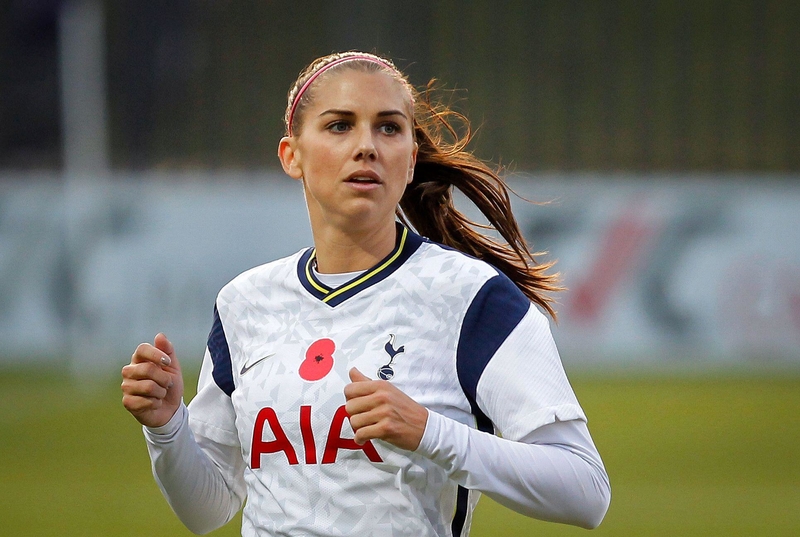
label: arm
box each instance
[144,397,246,535]
[123,340,246,535]
[416,412,610,529]
[345,373,609,529]
[346,275,610,528]
[345,367,609,528]
[455,275,610,526]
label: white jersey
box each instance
[184,224,591,536]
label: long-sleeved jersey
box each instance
[144,225,610,536]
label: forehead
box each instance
[305,69,412,114]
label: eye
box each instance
[326,120,351,133]
[379,122,400,135]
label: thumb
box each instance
[154,333,180,371]
[349,367,370,382]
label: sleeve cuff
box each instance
[143,402,188,442]
[414,408,442,459]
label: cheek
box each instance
[302,146,338,179]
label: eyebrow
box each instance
[318,109,409,120]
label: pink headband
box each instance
[287,55,398,136]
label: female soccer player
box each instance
[121,51,610,536]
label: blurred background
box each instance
[1,1,799,536]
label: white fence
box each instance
[1,172,798,372]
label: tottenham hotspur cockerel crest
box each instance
[377,334,404,380]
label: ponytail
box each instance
[399,84,563,319]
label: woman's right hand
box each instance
[121,333,185,428]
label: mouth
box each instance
[345,171,381,185]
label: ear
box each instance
[278,136,303,180]
[407,142,418,184]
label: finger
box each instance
[347,406,382,431]
[120,377,169,400]
[345,393,379,417]
[345,385,398,422]
[121,362,173,390]
[154,333,179,370]
[131,342,172,367]
[352,422,395,446]
[346,409,379,445]
[349,367,370,382]
[343,379,381,401]
[122,393,164,414]
[353,425,377,445]
[344,368,381,401]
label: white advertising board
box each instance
[1,172,798,371]
[503,175,800,367]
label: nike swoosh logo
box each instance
[240,353,275,375]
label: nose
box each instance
[354,128,377,161]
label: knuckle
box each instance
[376,423,393,440]
[124,363,145,380]
[138,380,154,397]
[122,394,143,411]
[354,429,371,445]
[348,415,363,430]
[121,363,140,378]
[139,361,158,376]
[143,379,163,398]
[384,421,401,437]
[374,391,392,405]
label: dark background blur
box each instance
[1,0,798,172]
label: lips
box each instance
[345,170,381,184]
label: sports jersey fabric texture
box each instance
[153,225,600,536]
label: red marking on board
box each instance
[568,203,654,322]
[299,338,335,381]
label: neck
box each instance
[311,220,398,274]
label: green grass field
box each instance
[2,366,799,536]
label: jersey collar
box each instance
[297,223,423,307]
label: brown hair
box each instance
[285,52,562,319]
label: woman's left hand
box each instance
[344,367,428,451]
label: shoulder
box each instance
[412,239,529,306]
[216,249,307,306]
[411,239,502,285]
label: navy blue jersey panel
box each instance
[451,485,470,537]
[208,304,235,396]
[456,274,529,431]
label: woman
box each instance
[121,51,610,536]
